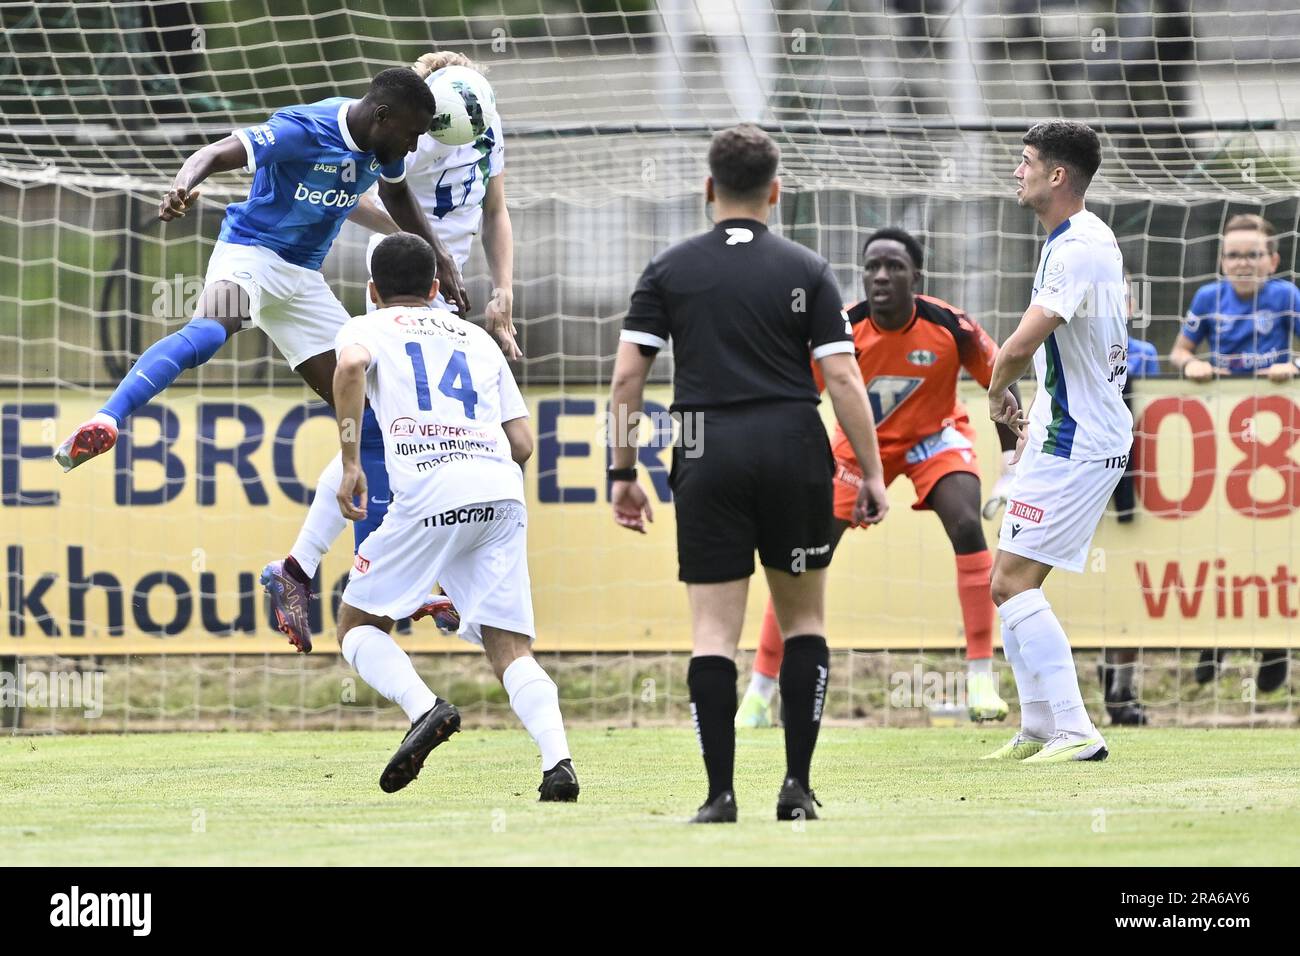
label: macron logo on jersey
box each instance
[293,182,360,209]
[725,227,754,245]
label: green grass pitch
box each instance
[2,727,1298,866]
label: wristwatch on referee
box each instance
[607,467,637,482]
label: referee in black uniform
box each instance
[607,125,889,823]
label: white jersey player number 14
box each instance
[334,306,529,523]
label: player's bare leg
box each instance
[265,348,455,652]
[337,602,460,793]
[765,566,830,822]
[990,551,1107,763]
[55,280,246,471]
[925,472,1007,722]
[686,578,748,823]
[481,625,577,802]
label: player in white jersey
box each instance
[983,121,1132,764]
[332,232,576,799]
[268,53,519,650]
[362,53,516,352]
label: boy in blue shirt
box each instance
[1172,214,1299,383]
[1172,214,1295,692]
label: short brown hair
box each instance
[412,51,486,79]
[1023,121,1102,197]
[1223,213,1278,254]
[708,124,779,202]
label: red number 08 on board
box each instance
[1136,395,1300,519]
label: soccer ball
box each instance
[425,66,497,147]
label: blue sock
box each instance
[100,317,229,426]
[353,406,390,550]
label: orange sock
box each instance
[753,600,785,679]
[955,550,995,661]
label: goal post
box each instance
[2,0,1297,729]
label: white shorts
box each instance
[342,498,534,646]
[205,240,350,370]
[364,232,456,314]
[997,442,1128,573]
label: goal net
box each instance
[2,0,1297,730]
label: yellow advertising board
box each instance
[1,378,1296,653]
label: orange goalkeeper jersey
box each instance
[815,294,1000,461]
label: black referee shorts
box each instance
[670,401,836,584]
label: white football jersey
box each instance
[367,120,505,276]
[335,305,527,520]
[1027,209,1133,461]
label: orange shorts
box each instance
[833,419,981,525]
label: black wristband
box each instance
[607,467,636,482]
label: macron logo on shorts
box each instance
[1008,500,1044,524]
[353,554,370,574]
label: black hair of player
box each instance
[371,232,438,301]
[708,124,779,202]
[863,227,924,272]
[1022,121,1102,197]
[367,67,437,115]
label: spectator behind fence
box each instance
[1170,214,1300,383]
[1128,337,1160,377]
[1169,215,1296,692]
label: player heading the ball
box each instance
[54,67,469,482]
[332,232,577,800]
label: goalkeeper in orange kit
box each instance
[736,228,1022,727]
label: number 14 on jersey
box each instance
[405,342,479,418]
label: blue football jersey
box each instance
[1180,278,1299,373]
[220,98,406,270]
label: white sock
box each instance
[999,619,1053,739]
[341,624,437,722]
[967,657,993,677]
[748,671,777,702]
[1000,589,1093,737]
[502,656,571,771]
[289,453,348,578]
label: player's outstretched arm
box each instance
[159,136,248,222]
[482,173,520,360]
[377,177,471,316]
[607,340,655,533]
[819,351,888,525]
[333,345,372,522]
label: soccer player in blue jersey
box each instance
[54,68,470,648]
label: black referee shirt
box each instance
[621,218,854,411]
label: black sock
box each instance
[780,635,829,789]
[687,656,737,801]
